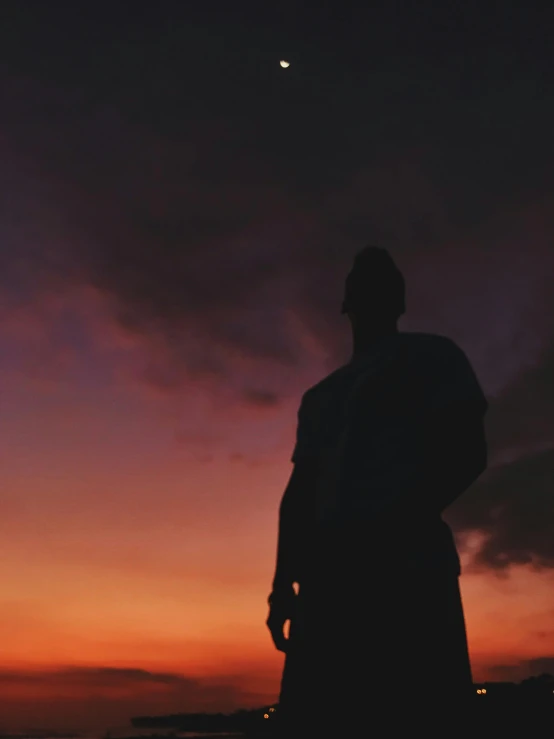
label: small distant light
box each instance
[263,713,269,719]
[482,688,487,695]
[269,707,276,712]
[279,60,290,68]
[476,689,482,694]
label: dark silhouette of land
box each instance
[265,247,488,734]
[129,674,554,736]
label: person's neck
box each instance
[351,320,399,358]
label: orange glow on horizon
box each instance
[1,289,554,733]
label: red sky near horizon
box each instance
[2,2,554,733]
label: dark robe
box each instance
[276,332,487,734]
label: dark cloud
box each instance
[0,664,253,709]
[0,665,197,687]
[448,447,554,571]
[3,30,554,356]
[525,657,554,676]
[229,452,267,468]
[489,656,554,682]
[0,665,266,731]
[445,329,554,571]
[486,338,554,457]
[242,389,280,408]
[0,664,260,705]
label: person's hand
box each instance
[266,586,297,653]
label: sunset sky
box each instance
[1,0,554,732]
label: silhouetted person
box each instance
[266,247,488,735]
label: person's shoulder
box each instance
[403,332,487,411]
[399,331,460,351]
[299,363,352,408]
[399,331,469,363]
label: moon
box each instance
[279,60,290,68]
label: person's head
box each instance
[341,246,405,329]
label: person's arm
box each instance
[270,393,316,594]
[271,459,315,594]
[345,405,487,527]
[345,406,487,533]
[343,341,488,523]
[408,406,487,517]
[266,459,315,653]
